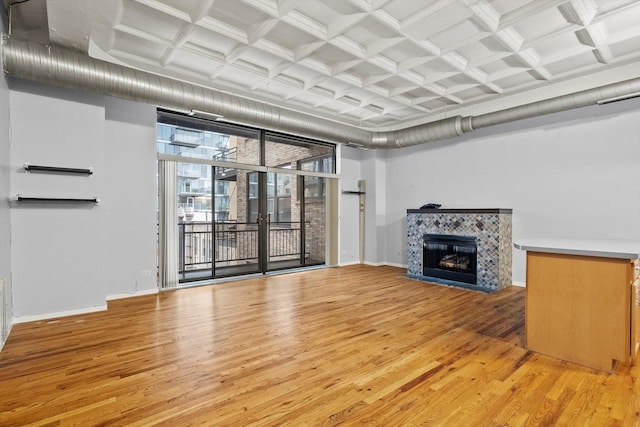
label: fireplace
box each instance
[407,208,512,292]
[423,234,477,284]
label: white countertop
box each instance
[514,238,640,259]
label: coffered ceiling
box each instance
[10,0,640,130]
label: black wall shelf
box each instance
[24,163,93,175]
[14,196,100,204]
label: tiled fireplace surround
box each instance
[407,209,513,292]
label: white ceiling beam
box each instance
[333,86,359,100]
[592,48,614,64]
[365,37,404,58]
[442,94,464,105]
[575,23,609,48]
[282,11,327,39]
[293,41,325,61]
[528,67,553,81]
[369,9,401,33]
[494,27,523,52]
[189,0,216,23]
[482,82,503,94]
[331,59,364,76]
[133,0,191,21]
[252,39,294,61]
[410,96,438,106]
[113,24,171,45]
[348,0,394,12]
[397,56,432,73]
[362,74,389,87]
[329,35,366,58]
[366,55,397,74]
[497,0,567,31]
[303,75,329,90]
[276,0,300,17]
[198,17,248,43]
[439,30,491,56]
[464,0,499,32]
[327,13,368,40]
[558,0,598,26]
[516,48,541,68]
[388,86,415,97]
[268,62,292,78]
[225,45,251,65]
[400,0,456,31]
[247,18,279,44]
[464,68,488,84]
[334,72,365,88]
[420,70,461,87]
[238,0,278,18]
[440,52,468,71]
[159,48,177,67]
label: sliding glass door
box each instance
[212,166,261,277]
[157,109,336,284]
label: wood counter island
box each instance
[515,239,640,372]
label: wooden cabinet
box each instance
[526,252,638,372]
[631,260,640,362]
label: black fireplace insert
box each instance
[423,234,477,284]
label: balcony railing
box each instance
[178,221,311,275]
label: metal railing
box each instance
[178,221,308,273]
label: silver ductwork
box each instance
[472,79,640,130]
[1,34,371,145]
[2,34,640,149]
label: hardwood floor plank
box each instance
[1,265,640,425]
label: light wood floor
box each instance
[1,265,639,426]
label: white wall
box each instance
[383,99,640,284]
[360,151,388,265]
[0,12,13,348]
[338,146,363,265]
[9,81,157,319]
[103,97,158,298]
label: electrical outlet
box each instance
[141,270,151,277]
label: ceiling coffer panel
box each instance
[32,0,640,130]
[2,35,640,149]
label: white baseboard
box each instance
[107,288,158,301]
[512,281,526,287]
[0,323,10,352]
[339,261,407,268]
[384,262,407,269]
[338,261,361,267]
[14,304,108,324]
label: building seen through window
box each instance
[156,110,335,281]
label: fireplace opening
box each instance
[423,234,477,284]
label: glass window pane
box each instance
[157,111,261,165]
[265,134,334,170]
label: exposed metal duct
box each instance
[472,78,640,130]
[2,34,640,149]
[1,34,371,146]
